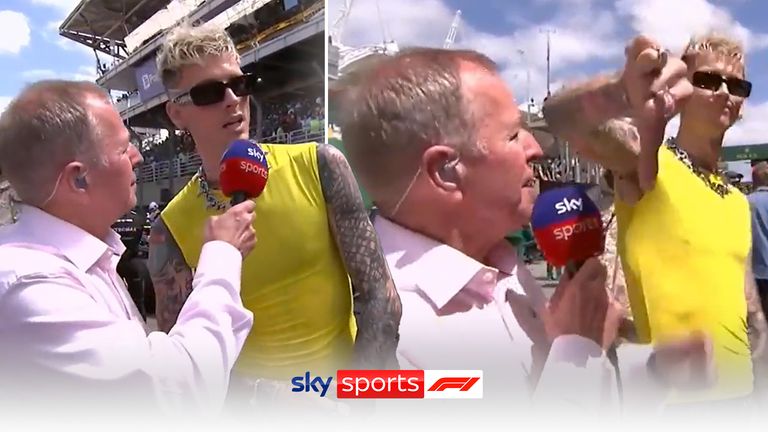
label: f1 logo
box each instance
[424,370,483,399]
[428,377,480,392]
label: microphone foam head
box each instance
[219,139,269,199]
[530,185,604,267]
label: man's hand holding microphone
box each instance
[207,138,270,257]
[204,200,257,258]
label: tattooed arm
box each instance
[543,77,647,202]
[542,74,642,171]
[316,143,402,369]
[148,217,195,333]
[543,75,630,144]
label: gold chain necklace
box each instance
[196,167,230,211]
[194,141,268,211]
[665,138,731,198]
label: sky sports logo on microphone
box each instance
[219,139,269,200]
[291,370,483,399]
[530,185,604,267]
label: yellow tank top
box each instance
[162,143,356,379]
[616,145,753,403]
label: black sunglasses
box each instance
[171,74,259,106]
[691,71,752,98]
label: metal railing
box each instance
[136,127,325,184]
[137,153,202,184]
[267,126,324,144]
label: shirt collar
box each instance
[2,204,125,271]
[374,216,520,309]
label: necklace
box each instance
[195,141,268,211]
[664,138,731,198]
[196,167,230,211]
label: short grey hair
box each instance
[0,80,109,204]
[157,20,240,90]
[337,47,498,204]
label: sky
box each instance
[329,0,768,146]
[2,0,767,146]
[0,0,108,112]
[0,0,198,114]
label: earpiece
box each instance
[74,175,88,190]
[437,157,460,184]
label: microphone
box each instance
[219,139,269,205]
[530,184,604,277]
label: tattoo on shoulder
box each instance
[148,217,194,333]
[316,144,365,213]
[316,144,402,369]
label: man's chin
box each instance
[514,201,535,227]
[127,196,137,212]
[227,129,250,143]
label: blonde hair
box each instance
[156,21,240,89]
[682,32,746,75]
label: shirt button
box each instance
[482,272,495,283]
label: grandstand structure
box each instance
[60,0,326,205]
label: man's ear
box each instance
[165,101,184,130]
[61,161,88,193]
[423,145,462,192]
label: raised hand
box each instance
[620,36,694,192]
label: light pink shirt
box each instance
[0,205,253,420]
[374,216,617,411]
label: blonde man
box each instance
[543,33,766,406]
[148,21,401,406]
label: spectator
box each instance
[749,162,768,319]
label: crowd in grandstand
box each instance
[258,95,324,142]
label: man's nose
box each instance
[523,130,544,161]
[715,81,730,96]
[222,87,240,107]
[130,145,144,167]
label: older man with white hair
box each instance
[0,80,256,423]
[337,43,738,422]
[338,48,625,415]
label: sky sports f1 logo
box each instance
[291,370,483,399]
